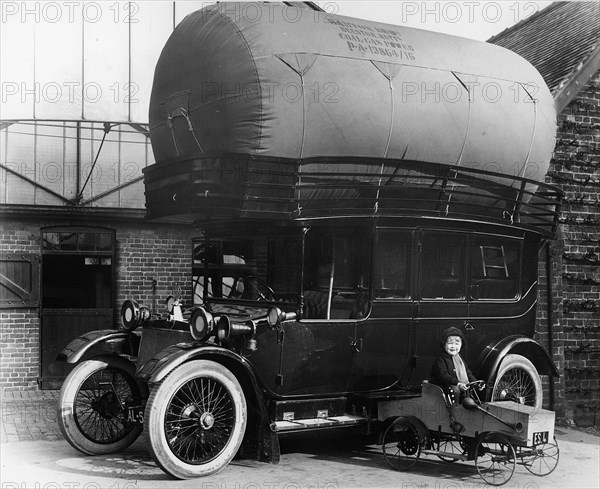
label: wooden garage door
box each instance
[40,228,114,389]
[0,253,40,308]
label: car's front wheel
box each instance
[492,354,542,409]
[58,357,146,455]
[144,360,247,479]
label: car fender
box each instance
[136,343,244,382]
[138,342,280,463]
[476,335,559,385]
[56,329,141,364]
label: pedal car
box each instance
[378,381,559,486]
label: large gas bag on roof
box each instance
[145,2,558,226]
[149,2,555,180]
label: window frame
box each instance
[299,226,373,322]
[369,227,525,304]
[372,227,414,302]
[468,232,524,302]
[418,229,468,301]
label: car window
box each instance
[420,231,465,299]
[471,236,520,299]
[303,228,371,319]
[374,230,412,299]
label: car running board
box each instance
[273,414,368,432]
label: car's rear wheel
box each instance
[492,354,542,409]
[58,357,146,455]
[144,360,247,479]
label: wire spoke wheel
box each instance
[145,360,247,479]
[58,358,145,455]
[475,432,516,486]
[437,438,468,463]
[492,354,542,409]
[382,418,422,471]
[165,376,235,464]
[522,437,559,476]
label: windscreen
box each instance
[193,234,301,304]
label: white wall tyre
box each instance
[492,354,543,410]
[58,357,146,455]
[144,360,247,479]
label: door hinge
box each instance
[276,373,284,386]
[277,329,285,343]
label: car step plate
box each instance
[274,414,368,432]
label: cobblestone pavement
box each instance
[1,390,599,488]
[0,390,63,443]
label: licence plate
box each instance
[125,407,144,424]
[533,431,549,445]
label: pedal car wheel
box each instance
[437,439,468,463]
[523,437,559,476]
[145,360,247,479]
[475,432,516,486]
[492,354,542,409]
[382,417,423,471]
[58,357,146,455]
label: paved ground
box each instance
[1,390,599,488]
[1,390,63,443]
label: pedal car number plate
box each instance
[533,431,549,445]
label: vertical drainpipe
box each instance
[76,121,81,197]
[546,240,555,410]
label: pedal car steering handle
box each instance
[462,396,523,433]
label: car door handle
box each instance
[351,338,363,353]
[464,321,474,331]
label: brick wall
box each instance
[116,223,194,315]
[0,215,194,390]
[0,311,40,389]
[545,69,600,426]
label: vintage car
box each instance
[57,2,561,480]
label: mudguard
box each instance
[137,343,245,383]
[56,329,141,364]
[476,335,559,384]
[137,342,280,464]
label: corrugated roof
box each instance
[488,1,599,94]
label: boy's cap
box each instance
[441,326,465,344]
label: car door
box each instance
[465,233,531,369]
[350,228,415,391]
[277,226,368,395]
[413,229,469,384]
